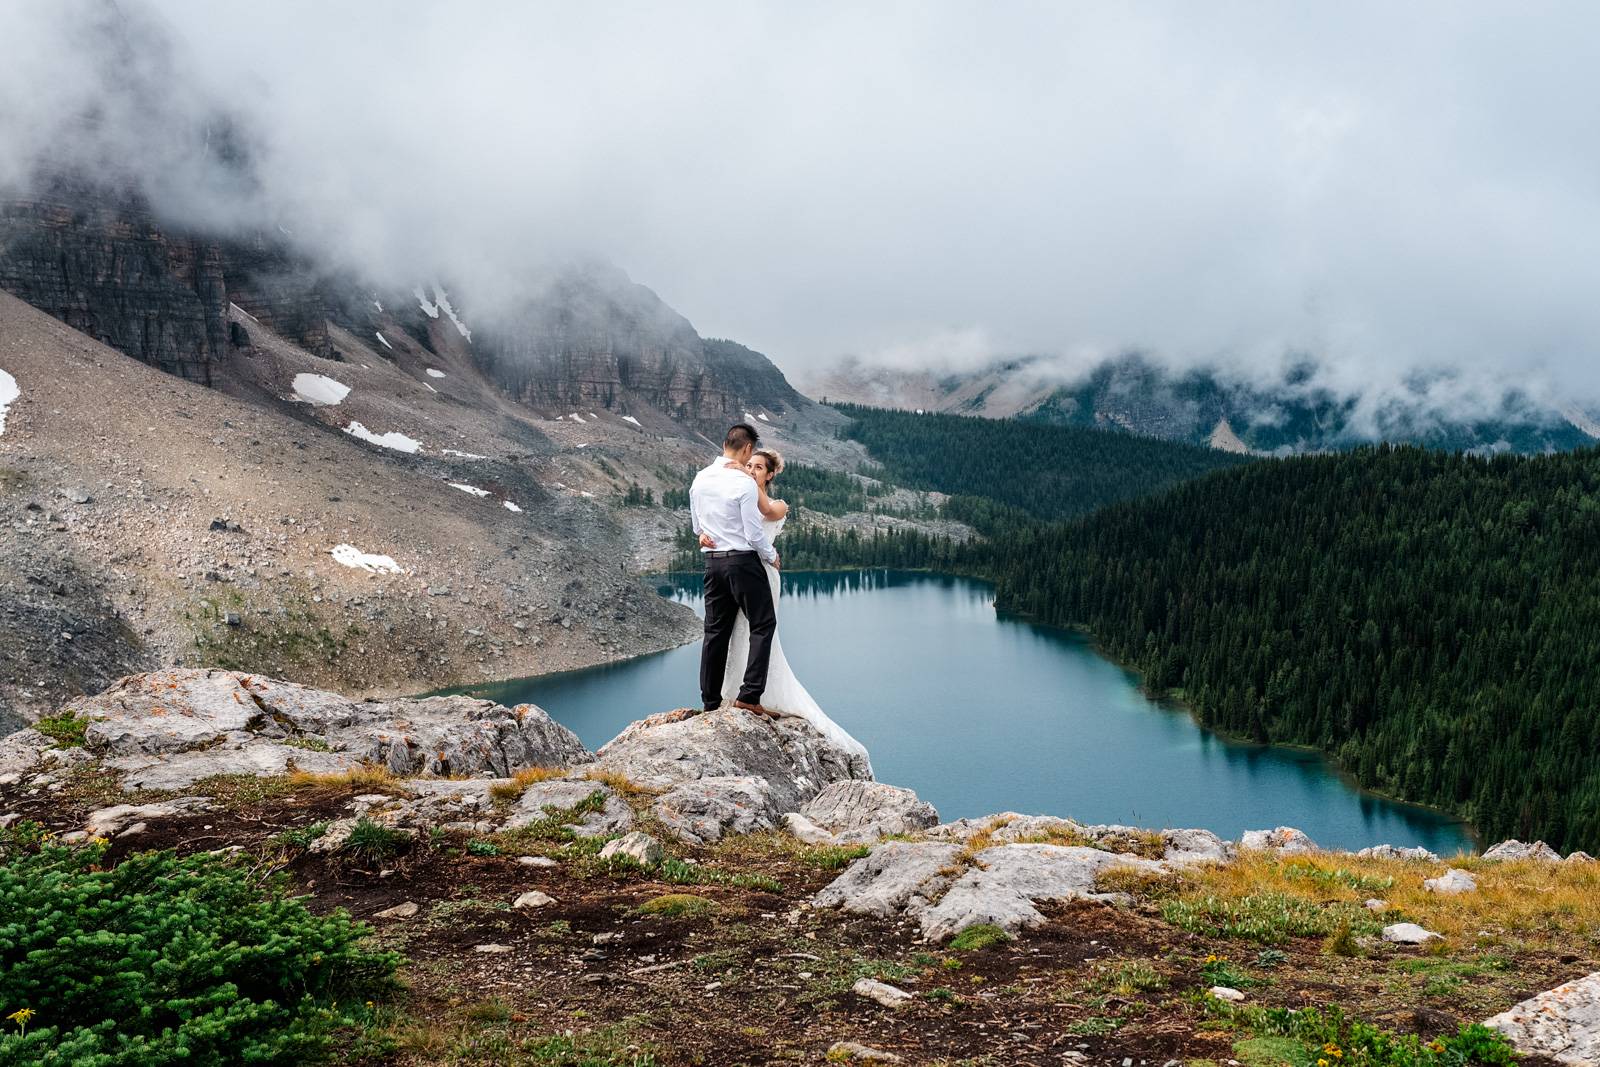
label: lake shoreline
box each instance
[990,605,1484,853]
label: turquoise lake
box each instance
[460,570,1474,854]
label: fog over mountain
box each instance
[4,2,1600,418]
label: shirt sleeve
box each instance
[739,480,777,563]
[688,474,703,537]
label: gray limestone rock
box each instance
[851,978,914,1009]
[84,797,212,838]
[1239,826,1318,854]
[1357,844,1440,862]
[513,890,557,910]
[826,1041,904,1063]
[813,841,965,919]
[789,780,938,845]
[593,706,869,813]
[1483,839,1563,862]
[1485,971,1600,1065]
[1157,827,1235,864]
[1566,851,1596,864]
[66,669,590,786]
[917,844,1165,940]
[1381,922,1441,943]
[373,901,419,919]
[599,831,664,866]
[651,775,779,845]
[504,778,634,837]
[1423,868,1478,894]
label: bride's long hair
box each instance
[753,447,784,487]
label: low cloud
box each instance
[2,2,1599,407]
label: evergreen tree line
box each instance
[986,444,1600,852]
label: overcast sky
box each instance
[4,2,1600,403]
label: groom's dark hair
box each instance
[724,423,760,451]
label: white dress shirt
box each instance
[689,455,778,564]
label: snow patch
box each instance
[375,331,394,350]
[0,368,18,436]
[426,368,446,378]
[589,412,598,419]
[414,286,440,318]
[448,482,491,497]
[425,383,437,393]
[743,412,756,422]
[344,422,423,453]
[621,414,642,427]
[291,373,351,406]
[757,412,770,422]
[568,413,587,423]
[441,448,487,459]
[580,491,594,498]
[372,298,384,312]
[575,443,588,448]
[432,286,472,342]
[502,500,523,513]
[330,544,402,574]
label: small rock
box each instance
[1364,898,1389,911]
[1383,922,1442,944]
[63,487,92,504]
[115,821,147,839]
[1482,839,1563,862]
[513,890,556,910]
[60,830,89,844]
[474,943,512,954]
[1423,868,1478,894]
[851,977,914,1009]
[1565,851,1596,863]
[517,855,559,868]
[373,901,420,919]
[1209,986,1246,1002]
[592,932,623,945]
[224,612,242,627]
[826,1041,904,1063]
[598,831,663,866]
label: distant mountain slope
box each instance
[834,404,1251,522]
[806,353,1599,455]
[990,443,1600,852]
[0,289,705,729]
[0,183,815,435]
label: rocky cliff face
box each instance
[0,185,228,383]
[468,263,808,426]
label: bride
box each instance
[700,448,870,765]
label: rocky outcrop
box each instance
[927,812,1231,865]
[504,778,634,837]
[652,776,780,845]
[784,781,939,845]
[1485,971,1600,1064]
[1357,844,1439,862]
[815,836,1165,940]
[55,668,590,789]
[1483,839,1564,862]
[593,706,870,813]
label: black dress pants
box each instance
[700,551,777,709]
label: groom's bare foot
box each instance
[733,699,778,720]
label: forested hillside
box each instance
[834,404,1251,520]
[989,445,1600,852]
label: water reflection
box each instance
[466,570,1475,854]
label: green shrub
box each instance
[31,712,88,747]
[0,843,399,1064]
[630,893,716,918]
[342,818,410,861]
[466,839,500,856]
[948,923,1012,951]
[1211,1003,1519,1066]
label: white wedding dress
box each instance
[720,514,871,765]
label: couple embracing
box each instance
[688,423,867,759]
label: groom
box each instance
[690,423,780,718]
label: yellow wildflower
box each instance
[7,1008,34,1036]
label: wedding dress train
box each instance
[719,515,871,766]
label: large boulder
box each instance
[1357,844,1440,862]
[593,707,870,813]
[60,669,590,788]
[785,781,938,845]
[916,844,1164,939]
[503,778,634,837]
[652,776,781,845]
[1484,971,1600,1064]
[812,841,965,919]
